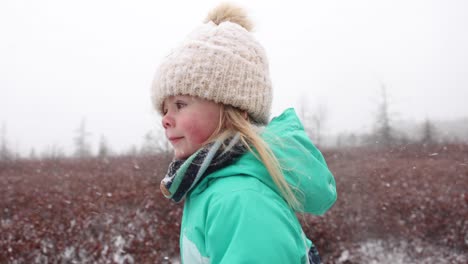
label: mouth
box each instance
[168,136,184,144]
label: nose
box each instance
[162,113,174,129]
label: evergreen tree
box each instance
[74,118,92,158]
[421,118,436,144]
[374,84,394,146]
[1,122,12,161]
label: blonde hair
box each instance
[209,105,301,210]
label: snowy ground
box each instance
[333,239,467,264]
[1,145,467,263]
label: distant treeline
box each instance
[2,85,467,160]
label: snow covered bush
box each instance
[1,144,467,263]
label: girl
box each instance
[151,3,337,264]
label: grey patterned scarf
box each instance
[160,132,246,202]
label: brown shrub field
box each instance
[1,144,467,263]
[305,144,467,263]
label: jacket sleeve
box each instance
[205,188,307,264]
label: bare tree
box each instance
[1,122,12,161]
[421,118,437,145]
[141,131,158,155]
[373,84,395,146]
[297,95,329,146]
[297,94,309,126]
[29,148,37,160]
[74,118,92,158]
[125,144,139,157]
[336,132,359,148]
[141,126,171,156]
[41,144,65,160]
[98,135,112,158]
[310,104,328,147]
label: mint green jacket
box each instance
[180,109,337,264]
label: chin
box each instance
[175,150,190,160]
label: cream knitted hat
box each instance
[151,3,272,125]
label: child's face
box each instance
[162,95,221,159]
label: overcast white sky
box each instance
[1,0,467,155]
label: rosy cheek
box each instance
[186,126,209,145]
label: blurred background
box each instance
[1,1,467,263]
[1,0,467,157]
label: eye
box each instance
[175,101,187,110]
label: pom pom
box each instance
[204,3,253,31]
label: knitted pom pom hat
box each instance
[151,3,272,125]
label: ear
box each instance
[242,111,249,120]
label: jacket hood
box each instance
[193,108,337,215]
